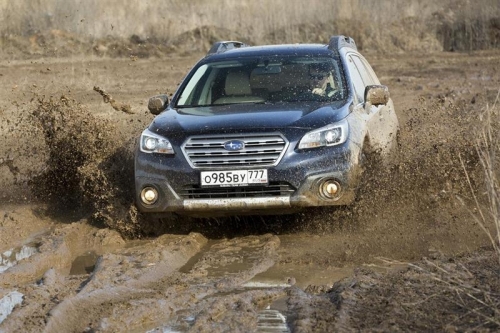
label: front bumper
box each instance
[135,142,361,216]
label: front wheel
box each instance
[355,142,384,201]
[136,211,189,236]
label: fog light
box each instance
[320,180,341,199]
[140,187,158,205]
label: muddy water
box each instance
[0,226,291,332]
[0,214,391,332]
[69,251,99,275]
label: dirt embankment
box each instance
[1,13,499,61]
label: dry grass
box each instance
[460,90,500,264]
[409,258,500,330]
[0,0,498,60]
[0,0,498,46]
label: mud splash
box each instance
[298,94,483,232]
[359,95,480,210]
[26,95,141,236]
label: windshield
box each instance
[176,55,347,107]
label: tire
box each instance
[138,211,188,236]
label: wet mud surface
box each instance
[1,50,500,332]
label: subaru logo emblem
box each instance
[224,140,245,151]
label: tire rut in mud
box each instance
[0,226,289,332]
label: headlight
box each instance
[298,119,348,150]
[140,129,174,154]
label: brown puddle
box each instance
[69,251,99,275]
[248,263,354,290]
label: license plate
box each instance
[201,169,268,187]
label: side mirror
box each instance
[364,85,389,106]
[148,94,169,115]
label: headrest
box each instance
[225,71,252,95]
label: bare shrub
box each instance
[460,90,500,264]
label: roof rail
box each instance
[207,41,249,55]
[328,35,357,52]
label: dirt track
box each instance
[1,50,499,332]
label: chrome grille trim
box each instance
[182,133,289,169]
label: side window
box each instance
[352,55,380,85]
[346,55,365,103]
[362,57,381,85]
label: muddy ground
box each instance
[0,49,499,332]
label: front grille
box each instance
[182,133,288,169]
[180,182,295,199]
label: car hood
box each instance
[149,101,351,136]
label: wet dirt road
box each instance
[1,50,499,331]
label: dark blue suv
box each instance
[135,36,399,217]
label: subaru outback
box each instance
[135,35,399,218]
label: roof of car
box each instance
[203,44,335,61]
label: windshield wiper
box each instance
[175,104,209,108]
